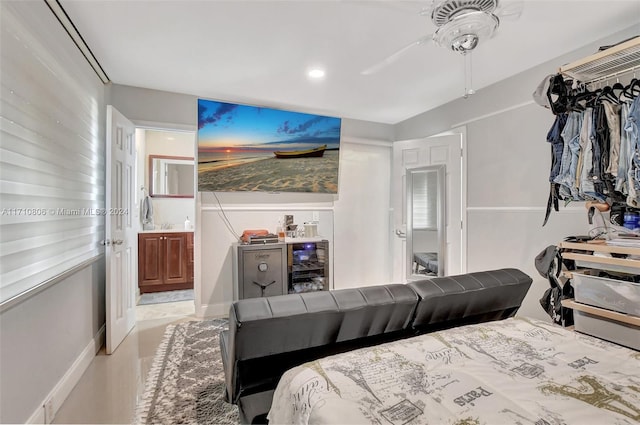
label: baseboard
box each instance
[196,301,231,318]
[26,324,105,424]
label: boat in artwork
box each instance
[273,144,326,159]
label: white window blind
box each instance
[0,2,105,305]
[412,171,438,230]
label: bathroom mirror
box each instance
[406,164,445,279]
[149,155,195,198]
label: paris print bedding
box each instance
[267,317,640,424]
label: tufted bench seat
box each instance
[220,268,532,423]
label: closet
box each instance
[542,36,640,225]
[543,36,640,349]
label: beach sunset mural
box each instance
[197,99,341,193]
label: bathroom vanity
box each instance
[138,230,194,293]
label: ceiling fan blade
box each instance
[496,1,523,20]
[361,35,433,75]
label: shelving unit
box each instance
[559,36,640,84]
[560,241,640,274]
[558,241,640,349]
[551,36,640,347]
[562,299,640,327]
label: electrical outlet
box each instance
[312,211,320,222]
[44,398,55,424]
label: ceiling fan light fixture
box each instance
[433,10,499,53]
[451,34,479,52]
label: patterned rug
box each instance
[135,319,239,424]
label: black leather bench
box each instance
[220,268,532,423]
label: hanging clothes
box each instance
[543,113,568,226]
[616,101,632,195]
[554,111,583,201]
[625,94,640,207]
[604,102,621,179]
[538,73,640,226]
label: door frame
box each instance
[133,125,197,315]
[391,126,467,282]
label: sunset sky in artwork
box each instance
[197,99,341,153]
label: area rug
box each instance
[138,289,194,305]
[135,319,239,424]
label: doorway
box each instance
[135,128,196,318]
[392,128,467,282]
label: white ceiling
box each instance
[60,0,640,124]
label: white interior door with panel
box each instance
[392,132,463,282]
[105,105,136,354]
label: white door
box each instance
[392,132,464,282]
[105,105,136,354]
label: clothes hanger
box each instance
[630,78,640,96]
[610,79,625,104]
[596,83,620,105]
[578,87,601,108]
[566,81,592,112]
[621,70,639,101]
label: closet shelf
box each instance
[558,241,640,274]
[559,36,640,83]
[561,299,640,327]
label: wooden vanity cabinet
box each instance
[138,232,194,293]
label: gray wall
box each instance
[0,261,105,423]
[395,25,640,320]
[0,1,106,423]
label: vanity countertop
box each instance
[139,228,193,233]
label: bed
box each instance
[413,252,438,275]
[267,317,640,424]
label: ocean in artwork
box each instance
[198,151,274,172]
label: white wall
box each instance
[333,141,392,288]
[198,202,335,314]
[195,138,392,316]
[0,2,106,422]
[395,25,640,321]
[142,129,196,228]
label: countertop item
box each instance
[139,228,193,234]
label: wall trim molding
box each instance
[133,120,197,132]
[28,324,105,424]
[1,254,104,313]
[451,100,536,128]
[196,301,232,319]
[201,205,335,212]
[467,206,584,213]
[341,136,393,147]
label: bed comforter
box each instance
[268,317,640,424]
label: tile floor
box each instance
[52,301,198,424]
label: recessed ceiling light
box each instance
[167,137,175,140]
[308,68,325,79]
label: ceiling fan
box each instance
[361,0,523,76]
